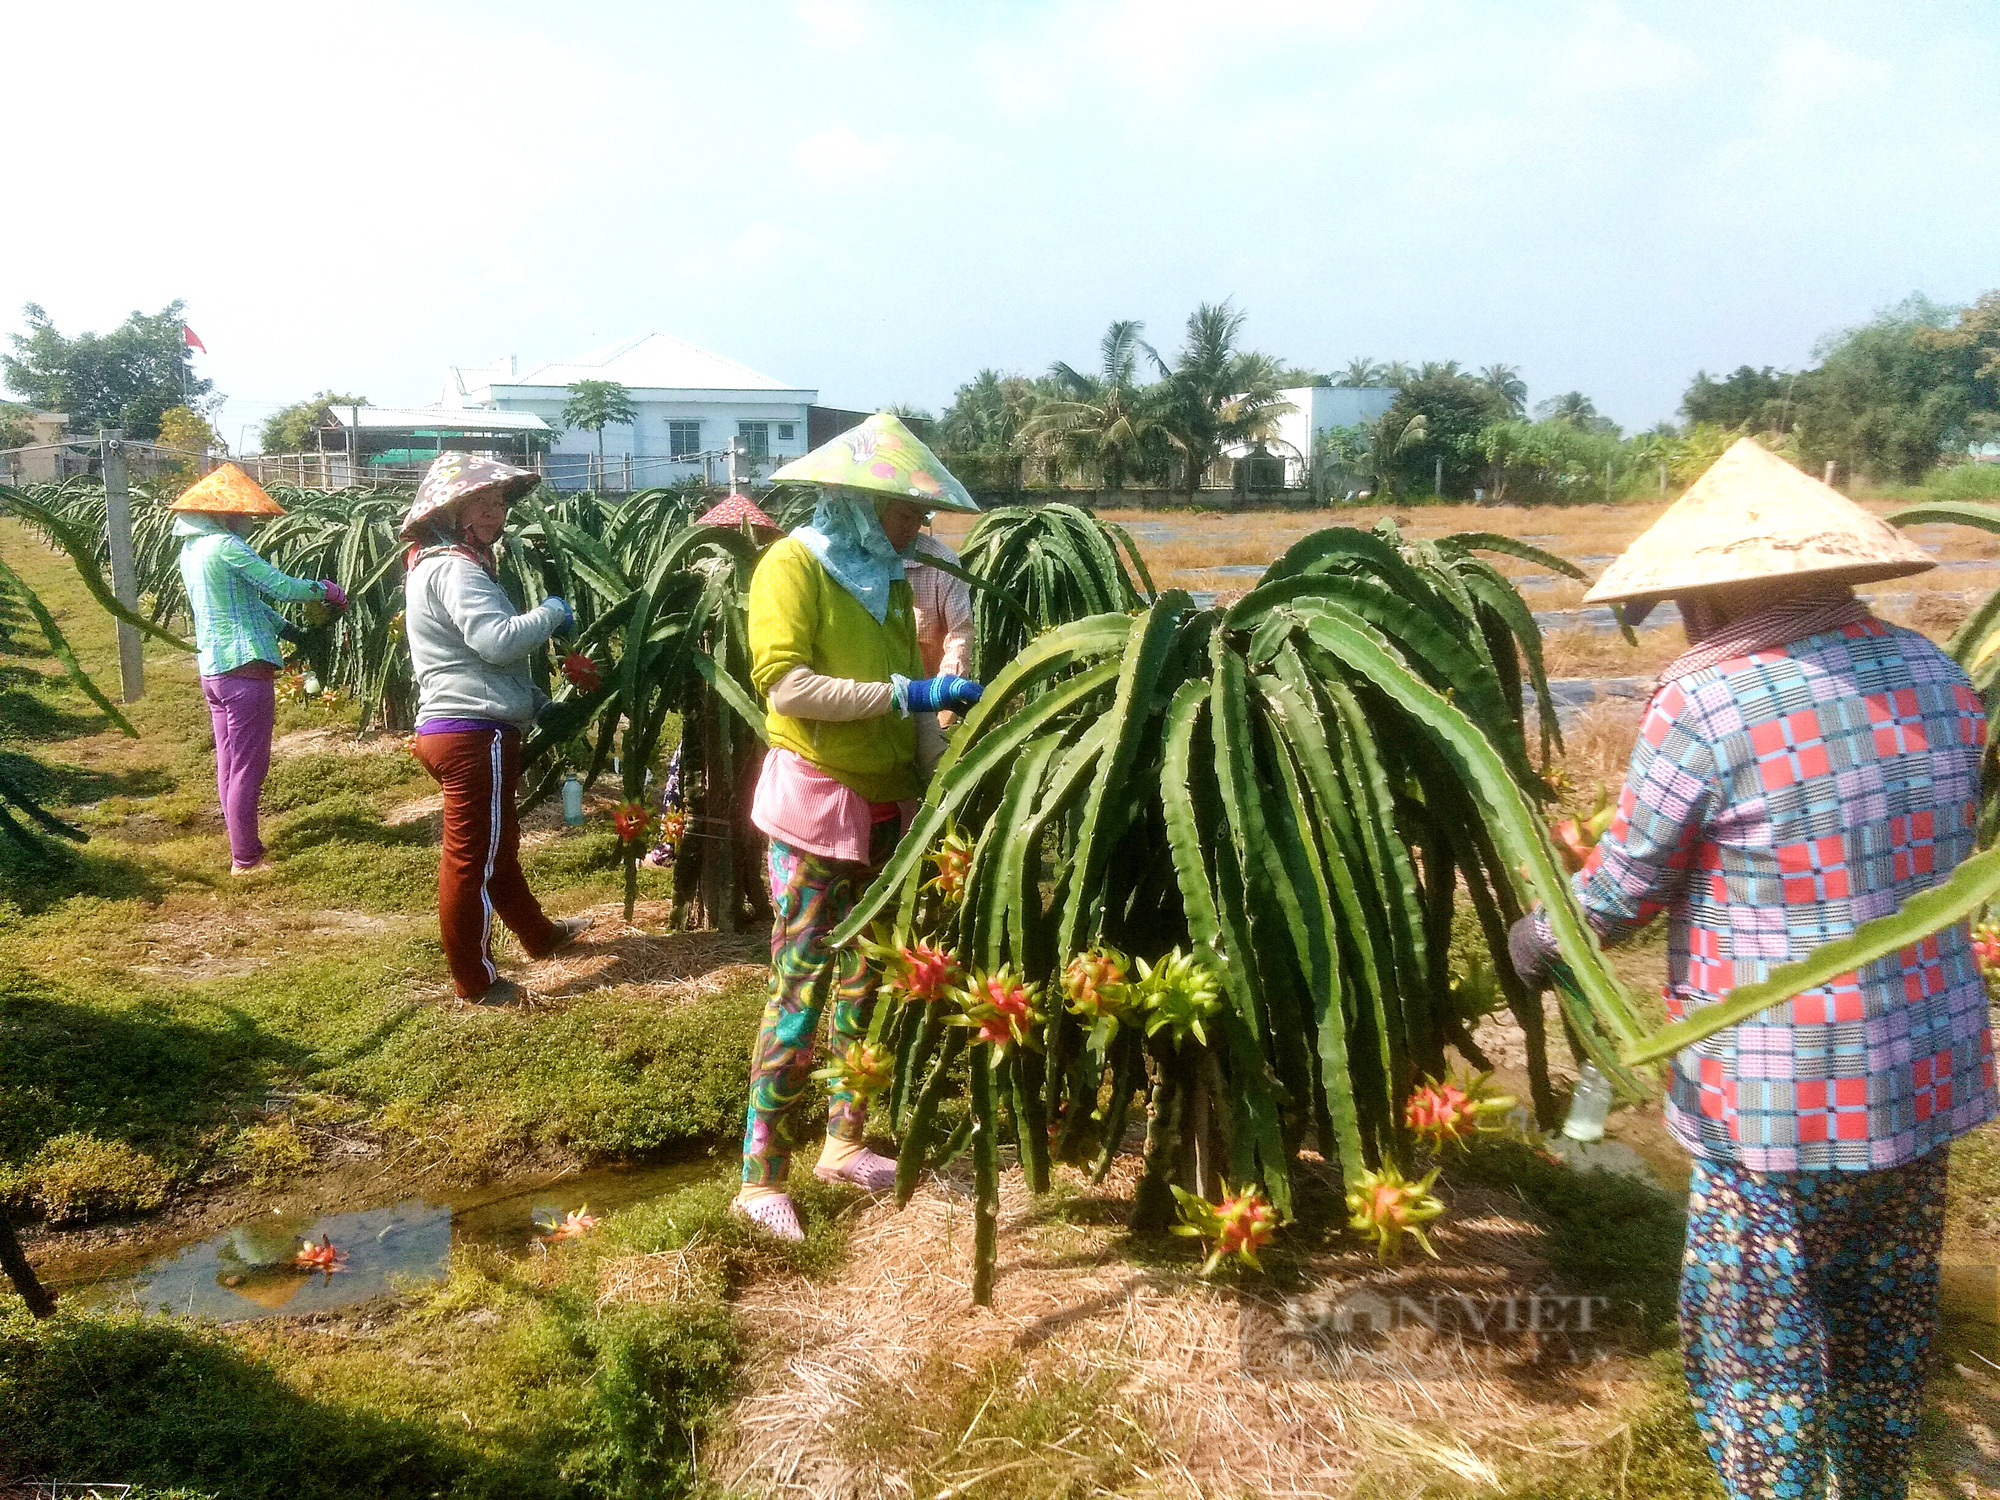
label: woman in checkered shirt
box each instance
[1511,440,1996,1500]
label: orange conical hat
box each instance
[169,463,287,516]
[1583,438,1932,604]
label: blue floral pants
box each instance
[1680,1149,1948,1500]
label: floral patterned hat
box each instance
[399,452,543,539]
[769,412,979,513]
[168,463,286,516]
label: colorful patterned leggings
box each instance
[1680,1149,1949,1500]
[740,828,897,1187]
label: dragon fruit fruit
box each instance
[895,940,964,1003]
[925,824,975,905]
[657,809,688,845]
[953,965,1042,1055]
[1404,1070,1516,1148]
[561,652,602,692]
[1346,1162,1445,1261]
[1063,946,1133,1048]
[293,1235,346,1273]
[1171,1181,1279,1275]
[812,1039,895,1099]
[1136,947,1225,1046]
[611,801,650,842]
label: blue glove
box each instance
[542,596,575,636]
[893,673,983,715]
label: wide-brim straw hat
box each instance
[168,463,286,516]
[1583,438,1933,606]
[399,452,542,539]
[769,412,980,513]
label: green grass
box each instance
[0,1172,857,1499]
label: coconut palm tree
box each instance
[1418,360,1463,382]
[1028,321,1163,489]
[1148,302,1296,493]
[1379,360,1417,388]
[1535,390,1600,428]
[1478,364,1528,417]
[1335,356,1387,388]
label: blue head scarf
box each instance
[790,490,911,624]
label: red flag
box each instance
[183,325,206,354]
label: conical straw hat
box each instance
[168,463,286,515]
[769,412,980,513]
[1583,438,1932,605]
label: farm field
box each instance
[6,502,2000,1499]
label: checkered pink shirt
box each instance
[906,533,972,678]
[1568,615,1996,1171]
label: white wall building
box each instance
[1248,385,1400,487]
[445,334,817,490]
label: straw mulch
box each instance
[715,1157,1645,1499]
[519,901,766,1003]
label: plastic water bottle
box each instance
[561,773,585,828]
[1562,1062,1613,1143]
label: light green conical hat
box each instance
[770,411,979,513]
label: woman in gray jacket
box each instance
[402,452,586,1005]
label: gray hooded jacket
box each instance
[406,552,567,729]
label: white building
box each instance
[445,334,818,490]
[1242,385,1400,488]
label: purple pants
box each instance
[202,670,276,867]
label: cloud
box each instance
[1763,32,1891,127]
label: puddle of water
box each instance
[58,1156,720,1323]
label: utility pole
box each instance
[1606,461,1613,503]
[1660,459,1668,496]
[348,404,360,487]
[99,430,145,701]
[1434,455,1443,496]
[1823,460,1838,487]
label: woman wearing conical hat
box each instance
[732,413,984,1241]
[170,465,347,875]
[1510,439,1997,1500]
[400,452,587,1007]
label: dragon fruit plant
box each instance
[1346,1162,1446,1260]
[1062,945,1134,1050]
[1136,947,1224,1046]
[1171,1181,1279,1275]
[812,1039,896,1100]
[952,965,1043,1057]
[560,651,602,692]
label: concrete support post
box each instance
[99,429,145,701]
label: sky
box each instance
[3,0,1997,448]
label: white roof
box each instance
[503,333,804,394]
[324,405,550,433]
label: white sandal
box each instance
[814,1147,899,1192]
[731,1194,804,1242]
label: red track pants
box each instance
[413,727,558,998]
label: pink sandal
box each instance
[814,1147,899,1192]
[731,1194,804,1242]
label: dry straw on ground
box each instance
[513,900,766,1002]
[716,1156,1644,1499]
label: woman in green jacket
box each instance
[732,414,982,1241]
